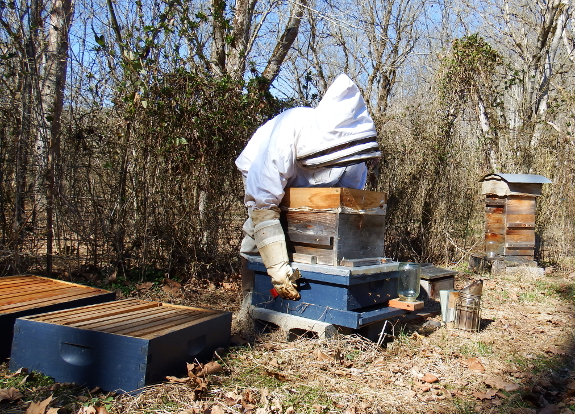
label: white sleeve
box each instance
[244,116,297,209]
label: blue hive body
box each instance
[248,256,407,329]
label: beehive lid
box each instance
[280,187,387,211]
[0,275,112,314]
[482,173,552,184]
[21,299,224,340]
[480,173,551,196]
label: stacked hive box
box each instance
[481,173,551,262]
[280,187,387,266]
[250,188,415,331]
[0,275,115,359]
[10,299,232,392]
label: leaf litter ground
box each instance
[2,267,575,414]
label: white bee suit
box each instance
[235,74,380,300]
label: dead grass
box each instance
[3,267,575,414]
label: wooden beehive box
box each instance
[9,299,232,392]
[481,173,551,261]
[248,258,406,329]
[280,188,387,266]
[0,275,115,360]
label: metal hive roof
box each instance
[482,173,552,184]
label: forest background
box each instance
[1,0,574,282]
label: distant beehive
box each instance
[481,173,551,262]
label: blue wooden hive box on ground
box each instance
[9,299,232,392]
[0,275,115,360]
[248,257,407,329]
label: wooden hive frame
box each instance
[0,275,115,359]
[27,299,223,339]
[10,299,232,392]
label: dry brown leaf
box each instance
[96,406,110,414]
[284,408,295,414]
[464,357,485,373]
[419,384,432,392]
[166,376,191,383]
[199,361,223,377]
[484,376,509,389]
[504,383,521,392]
[313,349,332,362]
[77,407,97,414]
[230,335,249,346]
[268,358,280,368]
[4,368,28,378]
[241,403,256,412]
[0,387,23,402]
[46,409,60,414]
[422,373,439,383]
[26,395,53,414]
[164,278,182,289]
[210,406,225,414]
[136,282,153,291]
[544,346,566,355]
[265,371,287,381]
[473,389,497,400]
[242,389,256,405]
[162,285,182,296]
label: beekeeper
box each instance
[235,74,381,300]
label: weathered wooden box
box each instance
[481,173,551,262]
[419,264,457,301]
[280,188,387,266]
[0,275,115,360]
[9,299,232,392]
[248,257,407,328]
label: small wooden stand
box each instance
[388,298,424,311]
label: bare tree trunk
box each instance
[211,0,227,75]
[261,0,308,87]
[227,0,258,79]
[43,0,75,276]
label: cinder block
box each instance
[9,299,231,392]
[251,307,337,340]
[0,275,115,360]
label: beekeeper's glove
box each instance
[251,208,300,300]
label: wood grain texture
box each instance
[336,213,385,263]
[388,299,424,311]
[24,299,221,339]
[0,275,111,313]
[280,187,387,210]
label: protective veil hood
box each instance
[296,74,380,168]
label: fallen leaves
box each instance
[25,395,53,414]
[473,389,497,400]
[484,376,521,392]
[166,361,223,399]
[0,387,23,402]
[462,357,485,373]
[421,373,439,384]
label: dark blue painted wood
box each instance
[247,259,401,286]
[9,311,232,392]
[0,291,115,361]
[252,266,399,311]
[252,273,405,329]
